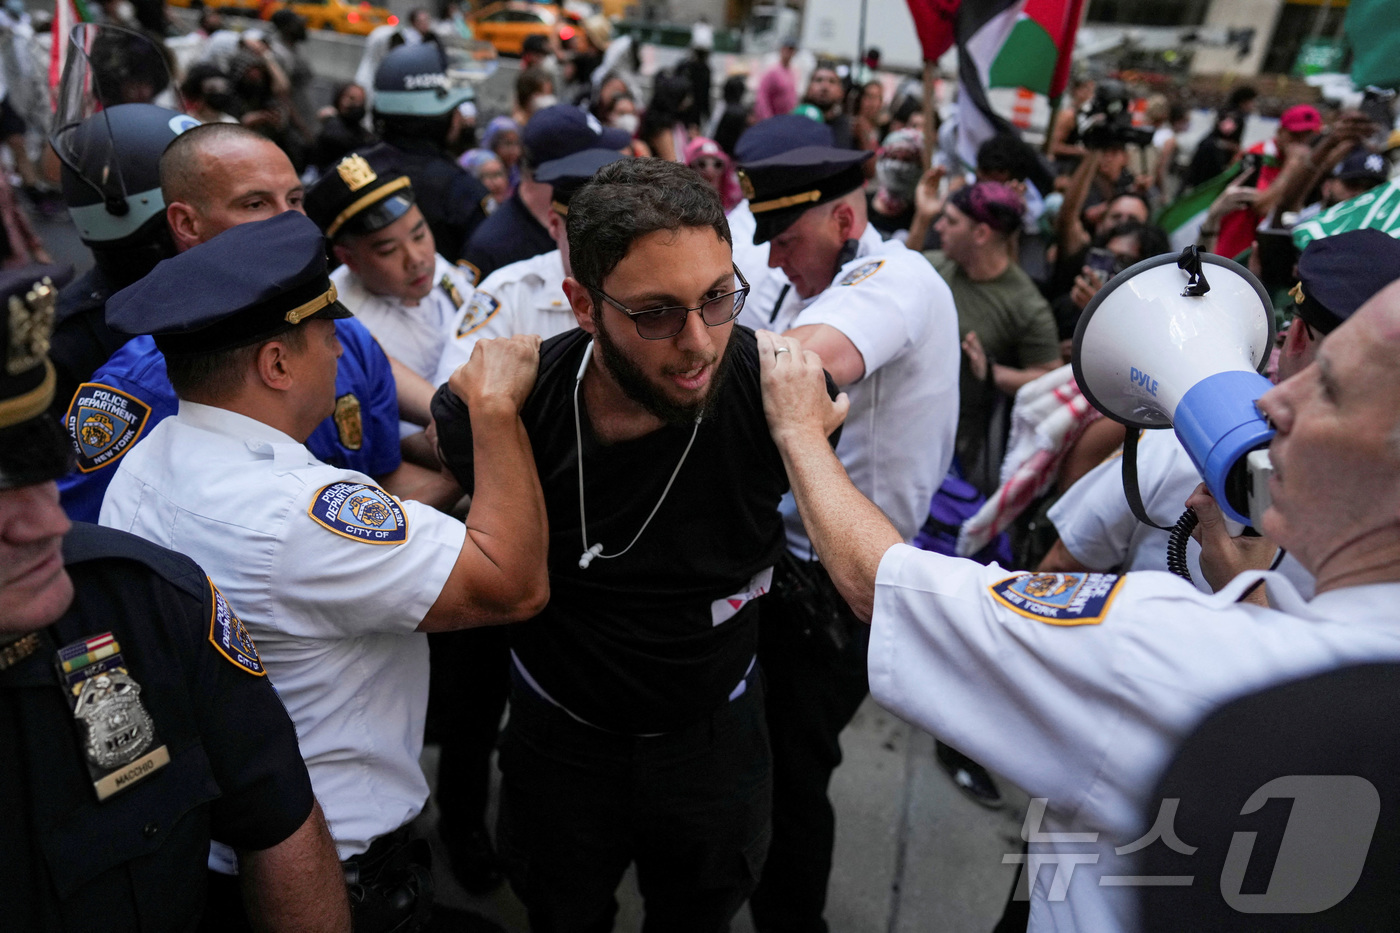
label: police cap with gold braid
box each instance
[305,152,417,242]
[1291,228,1400,337]
[738,144,872,245]
[536,148,629,217]
[0,263,77,489]
[106,212,352,356]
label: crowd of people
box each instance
[4,6,1400,933]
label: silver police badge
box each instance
[73,670,156,769]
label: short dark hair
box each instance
[165,326,307,402]
[567,158,731,290]
[160,122,270,208]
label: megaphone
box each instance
[1072,249,1276,526]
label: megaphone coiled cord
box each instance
[1166,508,1198,583]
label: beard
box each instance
[592,313,737,426]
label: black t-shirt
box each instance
[432,327,790,734]
[0,524,313,932]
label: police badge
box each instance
[56,632,169,800]
[334,393,363,451]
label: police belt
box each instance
[342,822,433,933]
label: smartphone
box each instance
[1084,247,1119,281]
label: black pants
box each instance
[497,671,772,933]
[749,558,872,933]
[427,626,511,841]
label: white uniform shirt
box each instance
[1049,430,1315,598]
[332,254,472,384]
[869,545,1400,932]
[99,402,468,859]
[775,226,961,555]
[433,249,573,385]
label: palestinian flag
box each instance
[1292,177,1400,251]
[954,0,1087,169]
[1155,162,1243,252]
[48,0,91,103]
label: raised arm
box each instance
[418,335,549,631]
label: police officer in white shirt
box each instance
[306,152,475,434]
[433,148,627,383]
[98,212,548,929]
[752,251,1400,932]
[735,137,960,933]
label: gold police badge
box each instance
[334,393,363,451]
[738,169,756,202]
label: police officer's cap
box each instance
[373,43,473,118]
[306,152,417,241]
[1292,228,1400,336]
[107,212,352,356]
[734,114,834,164]
[739,145,872,244]
[536,148,628,216]
[0,264,77,489]
[522,104,630,170]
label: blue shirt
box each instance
[58,318,401,522]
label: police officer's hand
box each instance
[1186,482,1277,601]
[756,329,849,447]
[450,334,541,416]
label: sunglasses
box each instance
[588,264,750,340]
[693,157,725,171]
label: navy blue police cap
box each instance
[535,147,629,216]
[734,113,834,164]
[1291,228,1400,336]
[738,144,872,244]
[106,212,352,356]
[306,151,416,241]
[0,263,77,489]
[521,104,631,170]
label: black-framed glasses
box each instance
[588,263,750,340]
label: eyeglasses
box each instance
[588,264,750,340]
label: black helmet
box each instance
[57,103,199,246]
[373,43,474,118]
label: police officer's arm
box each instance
[784,324,867,387]
[757,329,903,622]
[239,801,350,933]
[387,355,435,426]
[418,334,549,631]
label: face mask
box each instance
[115,1,135,21]
[530,94,558,113]
[612,113,638,135]
[341,106,366,124]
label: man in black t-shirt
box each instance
[433,159,833,932]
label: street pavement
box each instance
[422,696,1031,932]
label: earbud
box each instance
[578,543,604,570]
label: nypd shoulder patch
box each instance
[838,260,884,287]
[65,383,153,473]
[456,291,501,339]
[307,482,408,545]
[457,259,481,288]
[989,572,1123,626]
[207,581,264,675]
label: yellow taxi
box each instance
[466,2,565,56]
[172,0,398,37]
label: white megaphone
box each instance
[1072,249,1276,526]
